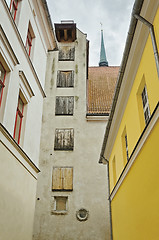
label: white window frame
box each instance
[141,85,151,125]
[51,196,68,215]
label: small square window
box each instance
[51,196,68,215]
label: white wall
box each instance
[0,1,55,239]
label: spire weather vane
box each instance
[100,22,103,31]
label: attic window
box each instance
[55,23,76,42]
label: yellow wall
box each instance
[111,120,159,240]
[109,8,159,191]
[108,6,159,240]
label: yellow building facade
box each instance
[99,0,159,239]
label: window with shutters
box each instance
[54,128,74,150]
[58,47,75,61]
[52,167,73,191]
[57,71,74,88]
[55,96,74,115]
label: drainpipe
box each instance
[134,14,159,79]
[101,156,113,240]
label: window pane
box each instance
[144,107,150,125]
[56,197,67,211]
[142,89,147,108]
[11,7,16,17]
[18,97,24,113]
[0,64,5,82]
[14,114,21,142]
[27,31,32,45]
[0,84,3,97]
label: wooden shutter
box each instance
[59,47,75,61]
[57,71,74,88]
[52,167,63,190]
[54,129,74,150]
[63,167,73,190]
[55,96,74,115]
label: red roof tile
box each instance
[87,66,119,115]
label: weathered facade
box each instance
[0,0,56,239]
[33,22,119,240]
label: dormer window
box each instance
[55,21,76,42]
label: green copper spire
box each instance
[99,30,108,67]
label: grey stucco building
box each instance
[33,21,119,240]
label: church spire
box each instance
[99,28,108,67]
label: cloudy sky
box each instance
[47,0,135,67]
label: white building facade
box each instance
[0,1,56,239]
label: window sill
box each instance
[51,210,68,215]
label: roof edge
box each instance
[99,0,144,164]
[41,0,57,49]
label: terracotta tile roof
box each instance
[87,66,119,115]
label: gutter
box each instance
[99,0,144,163]
[101,156,113,240]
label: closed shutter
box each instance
[54,129,74,150]
[55,96,74,115]
[59,47,75,61]
[57,71,74,87]
[52,167,73,191]
[52,167,63,190]
[63,167,73,190]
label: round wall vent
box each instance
[76,208,89,221]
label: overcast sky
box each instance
[47,0,135,67]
